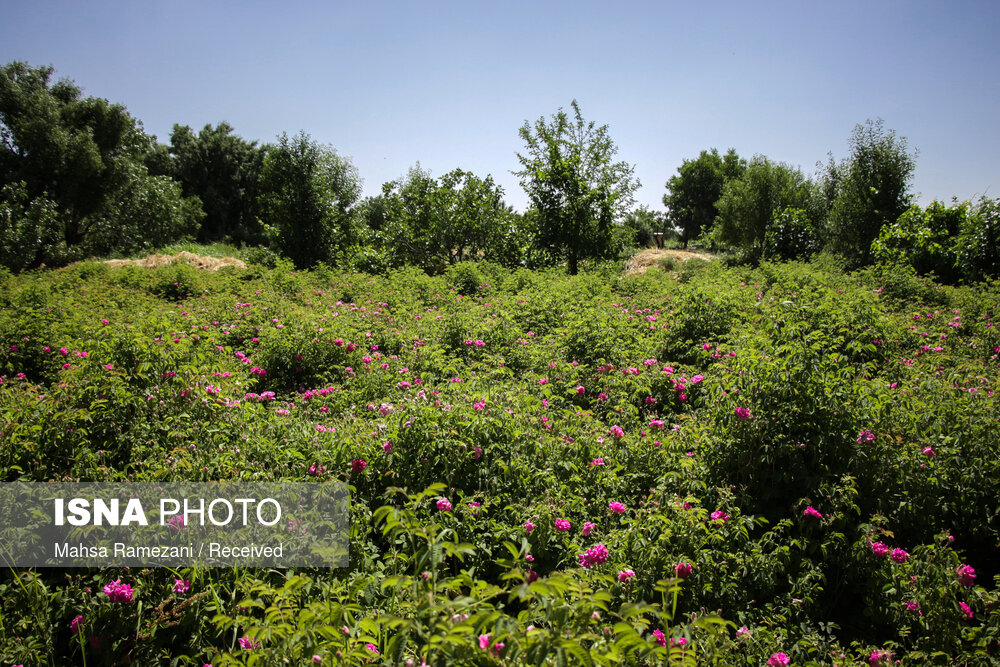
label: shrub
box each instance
[763,207,822,261]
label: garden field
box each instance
[0,256,998,666]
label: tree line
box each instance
[2,61,997,281]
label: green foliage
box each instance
[663,148,745,247]
[827,119,917,266]
[372,166,523,271]
[514,100,640,274]
[712,156,817,260]
[0,62,204,268]
[763,207,822,261]
[2,241,1000,663]
[0,181,67,271]
[955,196,1000,281]
[620,205,675,250]
[168,121,265,244]
[257,130,361,268]
[872,200,966,282]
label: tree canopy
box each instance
[257,131,361,268]
[712,157,816,258]
[827,118,916,266]
[514,100,639,274]
[0,61,202,267]
[663,148,745,247]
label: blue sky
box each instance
[2,0,997,211]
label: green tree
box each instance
[514,100,639,274]
[827,119,916,266]
[169,122,265,244]
[374,166,522,270]
[257,131,361,268]
[663,148,745,247]
[713,156,816,257]
[0,61,203,266]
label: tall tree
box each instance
[169,122,264,244]
[514,100,639,274]
[0,61,202,267]
[663,148,745,247]
[257,131,361,268]
[827,119,916,266]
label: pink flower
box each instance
[578,544,609,568]
[103,579,134,603]
[351,459,367,473]
[767,653,790,666]
[70,615,83,634]
[382,442,393,452]
[608,425,625,439]
[172,579,190,594]
[478,634,503,657]
[238,635,260,649]
[652,629,667,646]
[922,446,935,457]
[576,385,585,395]
[803,506,823,519]
[524,521,535,534]
[710,510,730,524]
[870,541,889,558]
[589,457,605,467]
[649,419,665,429]
[617,569,635,582]
[675,562,692,578]
[736,626,750,638]
[436,498,452,512]
[957,564,976,586]
[856,429,875,444]
[582,521,596,537]
[734,407,751,421]
[905,600,922,617]
[554,519,571,531]
[539,378,548,385]
[608,501,626,514]
[891,548,908,563]
[960,601,973,620]
[869,649,892,667]
[365,643,379,655]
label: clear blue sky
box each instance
[2,0,997,211]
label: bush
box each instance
[955,196,1000,281]
[872,200,965,283]
[762,207,822,261]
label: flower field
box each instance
[0,257,998,665]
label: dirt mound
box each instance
[624,248,715,275]
[105,251,246,271]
